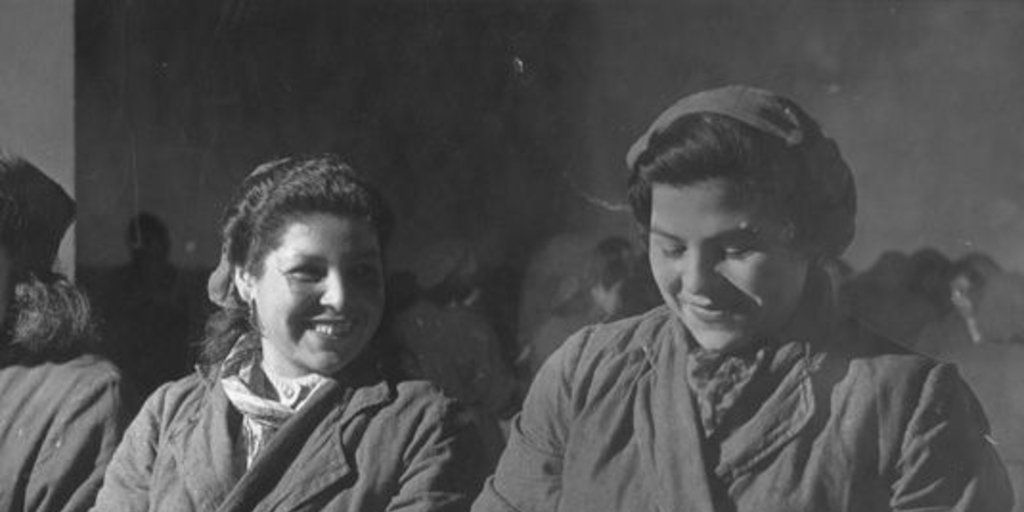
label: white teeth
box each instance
[313,321,354,337]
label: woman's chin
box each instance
[687,326,755,353]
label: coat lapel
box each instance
[633,318,717,512]
[714,269,834,480]
[171,379,246,512]
[216,378,393,512]
[714,342,816,479]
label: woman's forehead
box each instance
[649,180,789,241]
[272,213,380,255]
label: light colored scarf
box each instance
[220,336,330,467]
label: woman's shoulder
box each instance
[831,319,943,373]
[348,378,482,440]
[529,306,673,402]
[0,353,123,397]
[557,305,674,371]
[135,371,212,424]
[389,379,458,415]
[821,318,965,406]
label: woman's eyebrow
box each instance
[649,224,683,242]
[649,223,761,242]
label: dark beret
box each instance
[627,85,857,257]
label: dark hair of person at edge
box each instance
[0,153,97,363]
[201,154,395,371]
[0,151,127,512]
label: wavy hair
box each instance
[201,155,395,367]
[0,155,96,362]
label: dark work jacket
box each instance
[473,305,1014,512]
[93,369,493,512]
[0,355,129,512]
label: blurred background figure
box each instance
[949,253,1007,344]
[0,153,129,512]
[95,212,194,397]
[841,249,946,346]
[907,248,956,321]
[516,232,599,354]
[915,251,1024,512]
[387,239,520,454]
[521,235,657,379]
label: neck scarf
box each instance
[685,265,834,441]
[220,336,330,467]
[685,343,770,440]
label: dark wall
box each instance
[1,0,74,273]
[573,3,1024,271]
[76,0,592,274]
[77,1,1024,275]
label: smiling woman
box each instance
[474,86,1014,512]
[94,155,493,512]
[234,213,385,379]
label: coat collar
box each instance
[167,373,394,512]
[168,378,244,511]
[633,317,718,512]
[632,267,838,509]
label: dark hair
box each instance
[908,248,954,311]
[0,157,96,361]
[2,271,98,362]
[627,113,822,259]
[201,155,394,366]
[552,236,635,317]
[588,236,634,290]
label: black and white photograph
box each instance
[1,1,1023,510]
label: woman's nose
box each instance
[320,273,346,310]
[680,249,719,298]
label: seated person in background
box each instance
[842,250,941,346]
[906,247,955,322]
[388,239,519,456]
[94,155,493,511]
[516,232,597,351]
[0,153,130,512]
[98,212,192,397]
[524,236,652,378]
[948,253,1021,345]
[473,85,1012,512]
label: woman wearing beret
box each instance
[473,86,1012,512]
[0,154,129,512]
[94,155,493,511]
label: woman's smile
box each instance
[308,317,360,339]
[236,213,385,378]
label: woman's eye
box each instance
[287,267,323,283]
[723,244,755,258]
[659,244,686,258]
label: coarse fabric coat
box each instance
[473,305,1013,512]
[93,369,493,512]
[0,355,128,512]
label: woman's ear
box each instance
[233,267,254,303]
